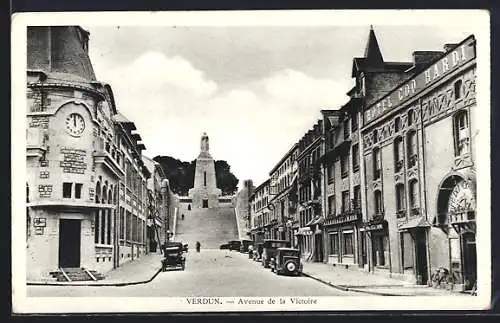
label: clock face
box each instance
[65,113,85,137]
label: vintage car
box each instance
[261,239,291,268]
[270,248,302,276]
[161,242,187,271]
[219,243,231,250]
[228,240,242,251]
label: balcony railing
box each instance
[324,208,362,225]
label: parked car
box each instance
[228,240,242,251]
[270,248,302,276]
[219,243,231,250]
[161,242,187,271]
[261,239,291,268]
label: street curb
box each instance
[27,267,163,287]
[301,272,410,296]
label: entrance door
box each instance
[58,219,81,268]
[414,230,428,285]
[462,233,477,290]
[315,233,323,262]
[202,199,208,208]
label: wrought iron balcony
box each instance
[324,208,362,226]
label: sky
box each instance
[83,19,483,189]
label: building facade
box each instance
[249,179,271,244]
[268,144,298,243]
[295,120,325,262]
[361,35,477,290]
[247,27,478,292]
[26,26,150,281]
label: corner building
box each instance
[26,26,149,281]
[361,35,477,290]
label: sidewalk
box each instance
[302,262,470,296]
[28,252,164,286]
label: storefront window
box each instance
[343,232,354,255]
[373,234,389,267]
[329,232,339,255]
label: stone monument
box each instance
[188,133,222,208]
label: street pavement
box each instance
[27,249,359,297]
[302,262,468,296]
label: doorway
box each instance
[202,199,209,208]
[462,232,477,290]
[314,233,323,262]
[59,219,81,268]
[414,230,428,285]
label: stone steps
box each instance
[175,206,239,249]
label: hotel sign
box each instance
[364,36,476,125]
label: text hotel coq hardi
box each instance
[186,297,318,305]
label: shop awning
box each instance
[398,216,431,231]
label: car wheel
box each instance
[284,260,298,274]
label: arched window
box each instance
[374,190,383,215]
[395,184,406,216]
[454,79,463,100]
[394,136,404,172]
[407,109,415,126]
[394,117,401,133]
[407,130,417,168]
[409,179,419,210]
[454,110,470,156]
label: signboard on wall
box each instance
[363,36,476,125]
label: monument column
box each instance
[189,133,222,208]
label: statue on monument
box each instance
[201,132,209,153]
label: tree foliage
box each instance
[153,156,239,196]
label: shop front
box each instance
[398,217,431,284]
[363,216,389,273]
[323,211,361,266]
[433,171,477,291]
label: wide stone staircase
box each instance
[49,267,105,282]
[174,205,239,249]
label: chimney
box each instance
[411,51,444,72]
[444,43,459,52]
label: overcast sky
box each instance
[83,19,483,188]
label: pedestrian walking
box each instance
[188,204,191,211]
[196,241,201,252]
[181,213,185,220]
